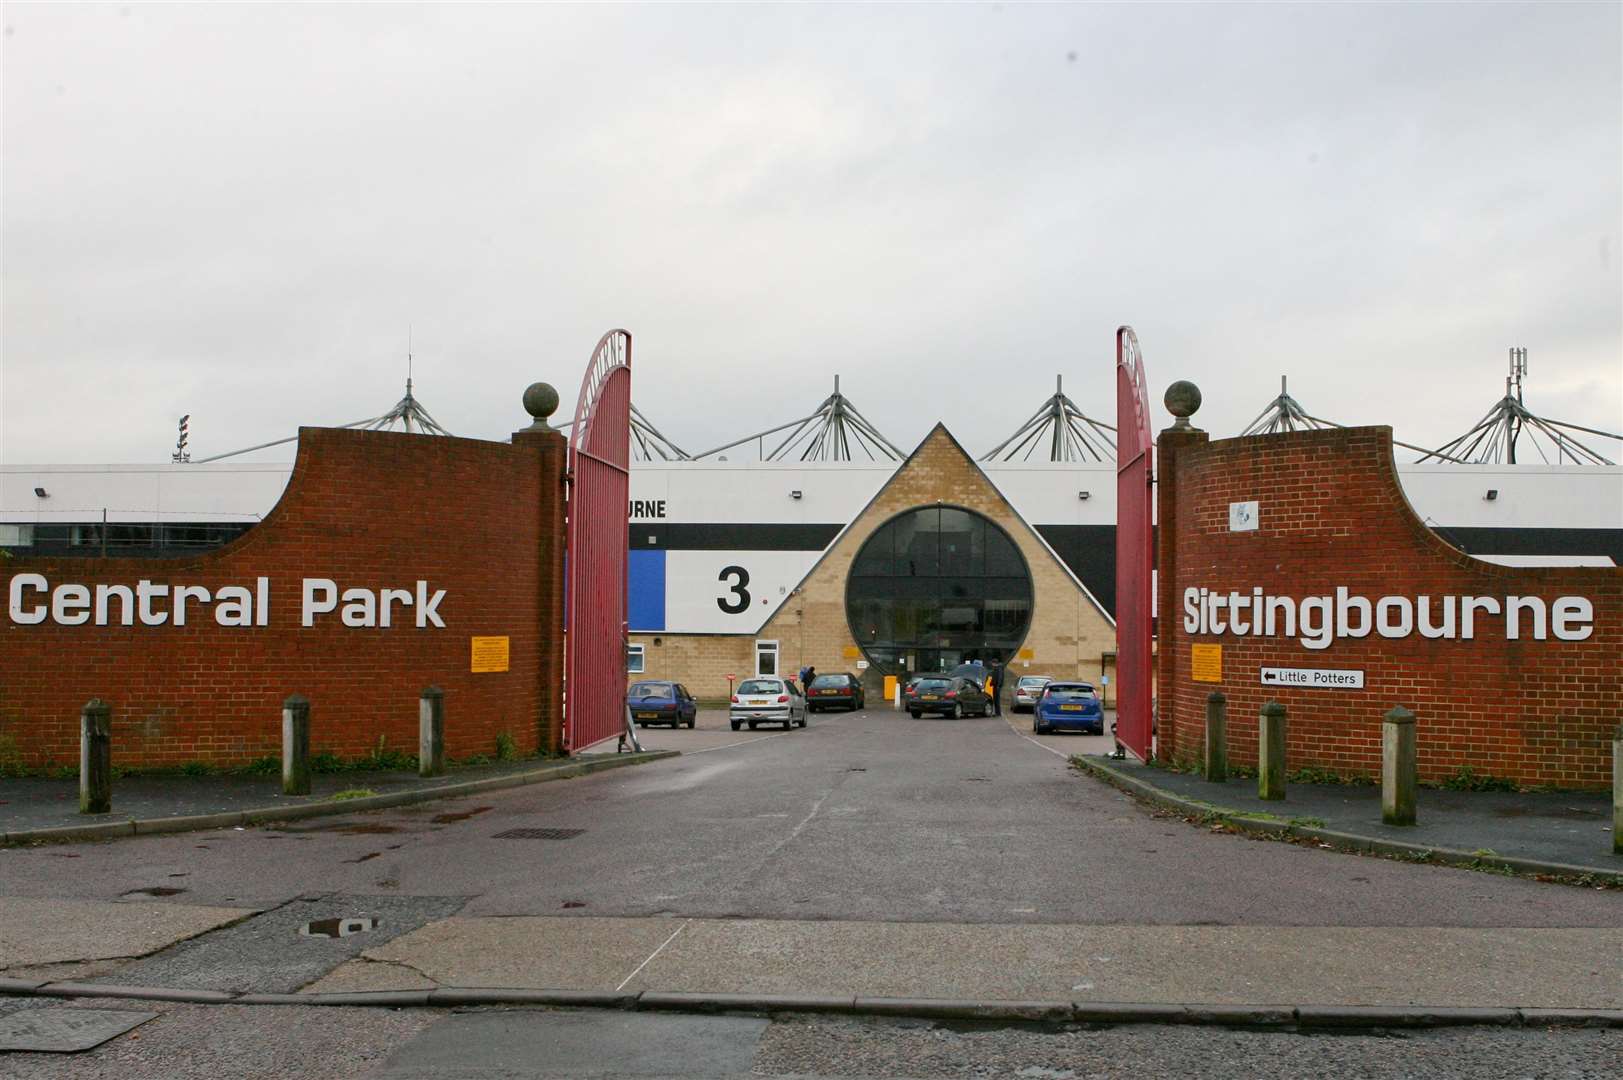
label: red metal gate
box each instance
[1114,326,1155,762]
[564,330,633,752]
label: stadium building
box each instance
[4,368,1620,708]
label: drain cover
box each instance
[299,917,378,938]
[492,827,585,840]
[0,1007,156,1053]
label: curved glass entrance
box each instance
[844,506,1033,676]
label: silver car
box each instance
[729,677,807,731]
[1012,675,1053,713]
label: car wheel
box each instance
[951,703,962,720]
[748,721,758,730]
[686,718,695,729]
[909,709,921,719]
[730,721,741,731]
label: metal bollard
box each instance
[1203,691,1228,782]
[420,687,445,777]
[282,694,311,796]
[1382,706,1418,826]
[79,699,112,815]
[1258,700,1286,801]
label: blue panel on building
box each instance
[628,549,666,631]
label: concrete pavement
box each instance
[299,914,1623,1009]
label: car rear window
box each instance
[1044,684,1097,700]
[915,678,952,690]
[738,680,782,695]
[1017,677,1050,688]
[810,675,849,689]
[628,683,672,699]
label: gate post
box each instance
[79,699,112,814]
[514,381,569,756]
[1203,691,1228,782]
[1258,701,1287,800]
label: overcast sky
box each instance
[3,2,1619,466]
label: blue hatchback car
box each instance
[628,680,697,728]
[1033,681,1104,735]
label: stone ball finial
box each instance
[1164,380,1202,420]
[523,382,560,422]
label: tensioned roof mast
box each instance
[689,376,904,462]
[1240,375,1454,461]
[630,404,691,461]
[1416,348,1619,466]
[188,373,451,464]
[980,375,1117,462]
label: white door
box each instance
[755,640,779,677]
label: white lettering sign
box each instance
[7,575,444,629]
[1228,501,1259,532]
[1260,667,1364,689]
[1182,586,1594,651]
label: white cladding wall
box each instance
[1,464,296,524]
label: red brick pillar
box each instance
[1155,419,1208,767]
[513,383,570,755]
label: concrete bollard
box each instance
[420,687,445,778]
[1258,700,1286,801]
[1203,692,1228,782]
[282,694,311,796]
[1613,726,1622,857]
[79,699,112,815]
[1382,706,1418,826]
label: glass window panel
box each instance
[985,529,1024,576]
[937,509,981,576]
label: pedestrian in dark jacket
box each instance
[990,662,1005,715]
[803,666,817,694]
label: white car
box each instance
[1012,675,1053,713]
[730,677,807,731]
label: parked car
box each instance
[1012,675,1053,713]
[627,680,697,728]
[1033,681,1104,735]
[807,672,865,712]
[906,675,992,719]
[730,677,806,731]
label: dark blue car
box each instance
[1033,681,1104,735]
[628,680,697,728]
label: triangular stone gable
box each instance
[756,423,1116,683]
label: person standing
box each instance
[803,665,817,695]
[990,661,1006,715]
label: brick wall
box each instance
[0,426,568,769]
[634,425,1119,703]
[1157,425,1621,789]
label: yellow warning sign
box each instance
[471,636,510,673]
[1018,648,1035,660]
[1191,643,1222,683]
[842,645,861,659]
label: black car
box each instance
[627,680,697,728]
[906,675,992,718]
[807,672,865,712]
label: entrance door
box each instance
[755,640,779,677]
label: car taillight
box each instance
[777,694,789,703]
[945,690,957,698]
[730,695,739,703]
